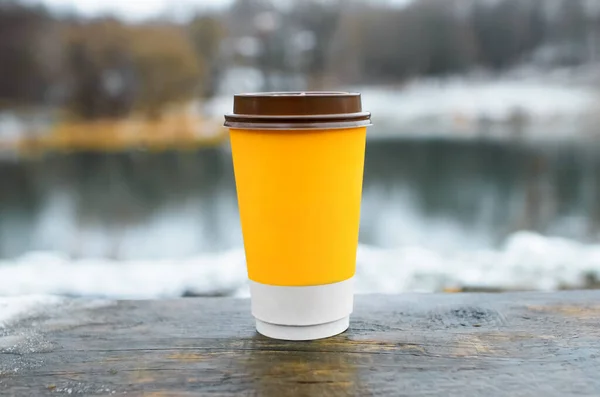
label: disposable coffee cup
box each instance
[224,92,371,341]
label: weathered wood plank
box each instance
[2,292,600,396]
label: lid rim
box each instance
[224,111,371,121]
[224,120,372,130]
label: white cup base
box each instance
[255,316,349,341]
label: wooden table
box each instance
[1,291,600,396]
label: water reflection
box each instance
[1,139,600,259]
[238,336,366,397]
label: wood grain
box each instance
[2,292,600,396]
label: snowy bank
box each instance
[357,78,600,141]
[0,231,599,299]
[204,72,600,142]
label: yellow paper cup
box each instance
[224,92,371,340]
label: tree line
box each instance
[0,1,223,120]
[1,0,598,120]
[321,0,600,84]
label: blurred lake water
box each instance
[2,137,600,260]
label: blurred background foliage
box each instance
[2,0,600,295]
[1,0,599,121]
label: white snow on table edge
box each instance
[0,295,64,328]
[0,231,599,300]
[0,297,114,331]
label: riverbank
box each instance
[0,108,227,158]
[3,69,600,157]
[204,66,600,143]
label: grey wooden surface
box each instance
[1,292,600,396]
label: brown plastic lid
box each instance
[224,91,371,130]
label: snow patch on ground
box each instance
[0,231,599,299]
[0,295,63,328]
